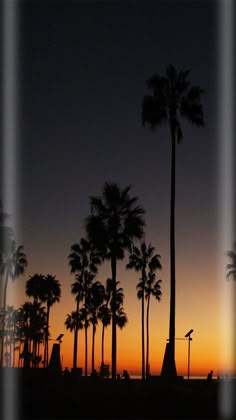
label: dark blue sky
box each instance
[18,0,219,254]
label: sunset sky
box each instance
[1,0,235,378]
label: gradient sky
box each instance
[1,0,235,377]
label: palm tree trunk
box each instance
[44,305,50,367]
[101,323,105,367]
[141,270,145,381]
[169,121,177,376]
[73,300,79,369]
[111,255,117,381]
[84,292,88,377]
[146,294,150,378]
[33,336,37,368]
[10,334,12,367]
[1,272,9,367]
[13,324,16,367]
[141,291,145,380]
[91,323,96,373]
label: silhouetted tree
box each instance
[226,242,236,282]
[127,242,161,379]
[65,310,83,368]
[110,280,128,339]
[142,65,204,377]
[25,273,46,366]
[88,281,105,373]
[145,272,162,377]
[98,278,112,368]
[40,275,61,367]
[0,240,27,366]
[69,238,101,375]
[86,182,145,380]
[10,307,18,367]
[4,305,14,367]
[70,274,84,369]
[26,274,45,303]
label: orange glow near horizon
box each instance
[4,231,235,380]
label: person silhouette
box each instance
[207,370,213,383]
[63,367,70,376]
[121,369,130,380]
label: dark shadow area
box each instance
[0,368,224,419]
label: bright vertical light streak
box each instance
[2,1,20,419]
[217,0,235,418]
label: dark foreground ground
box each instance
[1,369,235,419]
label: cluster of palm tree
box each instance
[0,302,45,368]
[127,242,162,380]
[0,239,28,367]
[85,182,146,380]
[66,268,128,377]
[0,271,61,369]
[65,182,146,380]
[25,274,61,367]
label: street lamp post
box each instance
[166,329,194,380]
[185,329,194,380]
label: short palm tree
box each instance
[30,301,47,368]
[65,310,83,369]
[142,65,204,377]
[68,238,101,376]
[0,240,27,366]
[4,305,14,367]
[70,274,84,369]
[18,301,35,368]
[145,272,162,377]
[98,278,112,368]
[127,242,161,380]
[226,242,236,282]
[86,182,145,380]
[88,281,105,373]
[41,275,61,367]
[25,274,48,367]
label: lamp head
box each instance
[185,329,194,338]
[56,333,64,342]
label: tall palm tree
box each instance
[127,242,161,380]
[70,274,84,369]
[142,65,204,377]
[145,272,162,377]
[226,242,236,282]
[88,281,105,373]
[86,182,145,380]
[41,275,61,368]
[69,238,101,376]
[0,240,27,366]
